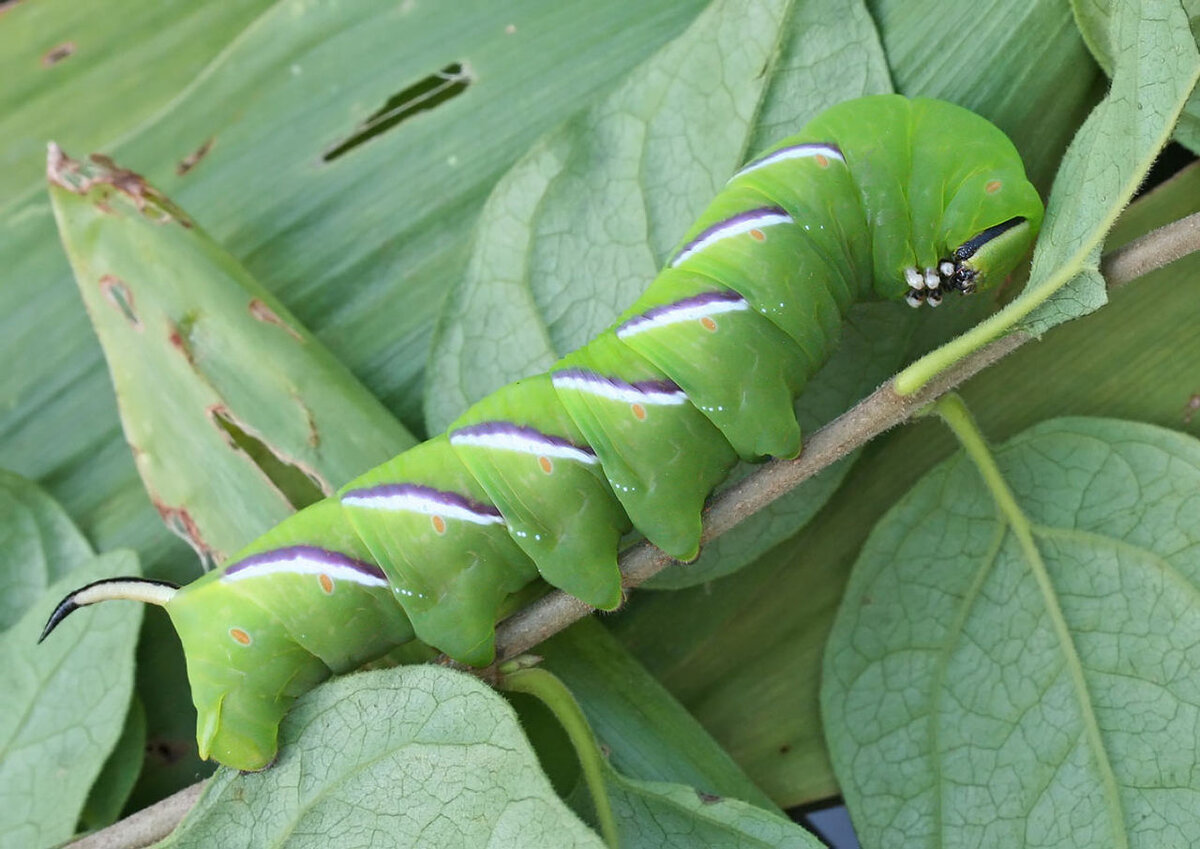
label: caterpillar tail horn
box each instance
[39,577,179,643]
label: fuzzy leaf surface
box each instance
[163,665,603,849]
[0,551,143,849]
[823,418,1200,847]
[0,469,93,632]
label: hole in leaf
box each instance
[42,41,75,67]
[210,408,327,509]
[99,274,141,329]
[322,61,472,161]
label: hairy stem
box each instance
[66,210,1200,849]
[500,662,621,848]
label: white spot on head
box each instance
[927,290,943,307]
[905,291,924,308]
[905,268,924,290]
[939,261,955,277]
[924,269,939,289]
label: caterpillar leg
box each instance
[615,268,808,460]
[448,374,630,610]
[340,435,538,667]
[552,333,738,562]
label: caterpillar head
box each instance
[903,214,1040,309]
[894,97,1045,309]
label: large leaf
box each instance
[162,666,604,849]
[824,415,1200,847]
[0,469,92,631]
[0,0,277,207]
[1070,0,1200,154]
[868,0,1102,193]
[0,550,143,849]
[49,148,416,567]
[0,0,707,570]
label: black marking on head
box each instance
[38,577,179,643]
[954,216,1027,261]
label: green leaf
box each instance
[868,0,1104,193]
[0,469,93,632]
[0,550,143,849]
[163,666,604,849]
[423,0,893,433]
[539,619,781,812]
[579,761,824,848]
[78,696,147,831]
[0,0,277,209]
[1021,0,1199,334]
[895,0,1200,392]
[1,0,705,567]
[823,414,1200,847]
[48,148,417,567]
[1069,0,1200,154]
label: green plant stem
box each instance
[930,393,1127,844]
[894,266,1074,395]
[499,666,620,848]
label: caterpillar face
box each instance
[903,214,1035,308]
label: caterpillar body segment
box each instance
[448,374,632,612]
[42,96,1044,771]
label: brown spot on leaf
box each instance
[779,743,792,755]
[152,501,216,567]
[46,144,193,226]
[98,274,141,329]
[167,320,195,366]
[1184,393,1200,425]
[248,298,304,341]
[176,137,214,176]
[41,41,75,67]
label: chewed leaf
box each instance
[0,551,143,849]
[48,150,417,567]
[823,417,1200,847]
[162,665,604,849]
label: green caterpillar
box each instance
[41,95,1043,771]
